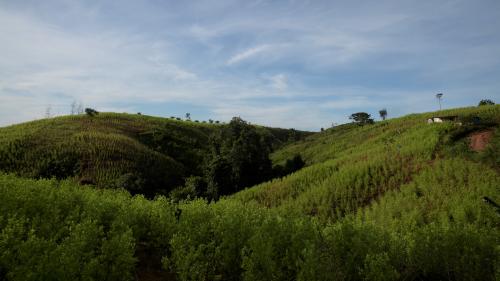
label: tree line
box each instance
[170,117,305,201]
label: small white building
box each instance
[427,115,461,125]
[428,117,443,123]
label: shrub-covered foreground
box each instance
[1,157,498,281]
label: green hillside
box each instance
[0,105,499,281]
[238,105,500,221]
[0,113,307,196]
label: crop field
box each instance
[0,105,499,280]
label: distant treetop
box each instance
[479,99,495,106]
[379,108,388,120]
[85,108,99,117]
[349,112,374,125]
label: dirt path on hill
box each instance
[469,130,493,152]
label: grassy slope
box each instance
[0,106,499,280]
[234,105,500,221]
[0,113,213,193]
[0,113,306,195]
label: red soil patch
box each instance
[469,130,493,152]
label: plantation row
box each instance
[240,105,500,221]
[0,114,213,192]
[1,155,498,281]
[0,113,308,198]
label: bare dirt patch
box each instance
[469,130,493,152]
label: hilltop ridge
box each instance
[0,112,310,196]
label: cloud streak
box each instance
[226,45,271,65]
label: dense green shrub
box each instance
[0,162,498,281]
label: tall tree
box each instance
[349,112,374,125]
[185,113,191,120]
[436,93,443,110]
[204,117,272,198]
[379,108,388,120]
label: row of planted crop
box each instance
[1,156,498,281]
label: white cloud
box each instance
[0,9,202,123]
[1,1,499,130]
[147,55,197,80]
[226,44,271,65]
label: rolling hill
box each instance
[0,105,499,281]
[239,105,500,221]
[0,112,308,196]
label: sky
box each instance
[1,0,499,130]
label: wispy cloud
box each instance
[147,55,197,80]
[226,45,271,65]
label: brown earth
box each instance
[469,130,493,152]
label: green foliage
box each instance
[204,117,274,199]
[349,112,374,124]
[0,153,499,280]
[0,113,301,197]
[272,154,305,178]
[0,176,137,280]
[263,106,499,220]
[479,99,495,106]
[85,108,99,116]
[379,108,388,120]
[169,176,207,202]
[0,106,499,280]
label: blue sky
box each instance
[1,0,499,130]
